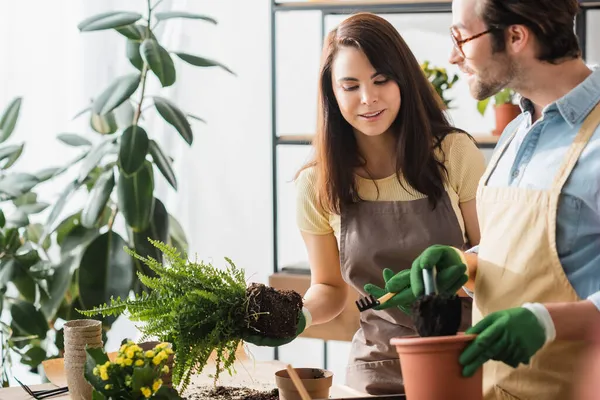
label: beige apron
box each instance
[474,103,600,399]
[340,192,472,395]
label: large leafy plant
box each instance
[0,0,233,384]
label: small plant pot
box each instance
[391,333,482,400]
[63,320,103,400]
[138,341,174,387]
[275,368,333,400]
[493,103,521,136]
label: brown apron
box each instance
[473,103,600,399]
[340,192,471,395]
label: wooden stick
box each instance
[286,364,312,400]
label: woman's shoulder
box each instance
[295,165,318,188]
[439,131,478,153]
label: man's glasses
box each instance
[450,26,503,58]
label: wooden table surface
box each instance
[0,359,369,400]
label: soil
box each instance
[246,283,303,338]
[411,293,462,337]
[185,386,279,400]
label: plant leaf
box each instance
[35,167,61,182]
[10,299,48,340]
[39,256,76,319]
[7,209,29,228]
[149,140,177,190]
[78,139,117,183]
[19,202,50,215]
[133,198,169,284]
[82,169,115,229]
[72,106,91,120]
[57,133,92,147]
[25,223,51,250]
[115,23,147,40]
[77,231,134,311]
[0,143,24,170]
[0,173,39,199]
[117,161,155,231]
[0,97,22,143]
[85,347,111,393]
[477,98,491,116]
[126,40,144,72]
[20,345,47,368]
[42,181,81,241]
[154,11,217,24]
[169,214,188,254]
[141,39,176,87]
[174,53,235,75]
[90,112,118,134]
[78,11,142,32]
[153,97,193,145]
[119,125,149,176]
[187,113,206,123]
[93,74,141,115]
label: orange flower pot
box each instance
[493,103,521,136]
[391,333,482,400]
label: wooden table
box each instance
[0,359,369,400]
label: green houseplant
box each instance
[420,60,460,109]
[477,88,521,136]
[79,239,305,392]
[0,0,235,383]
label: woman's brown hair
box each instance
[297,12,467,214]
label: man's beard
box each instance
[469,54,516,100]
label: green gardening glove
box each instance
[410,244,468,298]
[459,307,546,377]
[243,310,306,347]
[364,268,416,314]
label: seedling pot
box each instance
[391,333,482,400]
[275,368,333,400]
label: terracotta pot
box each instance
[391,333,482,400]
[138,341,174,387]
[275,368,333,400]
[493,103,521,136]
[63,320,103,400]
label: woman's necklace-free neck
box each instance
[354,129,397,180]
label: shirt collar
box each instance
[519,65,600,127]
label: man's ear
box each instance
[506,24,530,55]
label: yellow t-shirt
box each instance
[295,132,486,243]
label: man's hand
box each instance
[364,268,415,314]
[243,310,307,347]
[459,307,546,377]
[410,245,468,297]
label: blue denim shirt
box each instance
[485,66,600,310]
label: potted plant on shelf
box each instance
[420,60,460,109]
[477,88,521,136]
[78,239,304,394]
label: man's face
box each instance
[449,0,516,100]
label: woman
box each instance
[294,13,485,394]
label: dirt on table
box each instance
[246,283,303,338]
[185,385,279,400]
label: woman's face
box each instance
[331,46,401,138]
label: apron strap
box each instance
[481,121,522,186]
[551,102,600,191]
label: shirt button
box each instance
[512,169,520,178]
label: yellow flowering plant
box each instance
[84,340,181,400]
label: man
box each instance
[403,0,600,398]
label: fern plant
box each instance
[78,239,250,392]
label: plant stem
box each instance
[133,0,153,126]
[107,206,119,232]
[151,0,164,11]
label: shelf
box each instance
[277,133,500,149]
[274,0,600,13]
[273,0,452,13]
